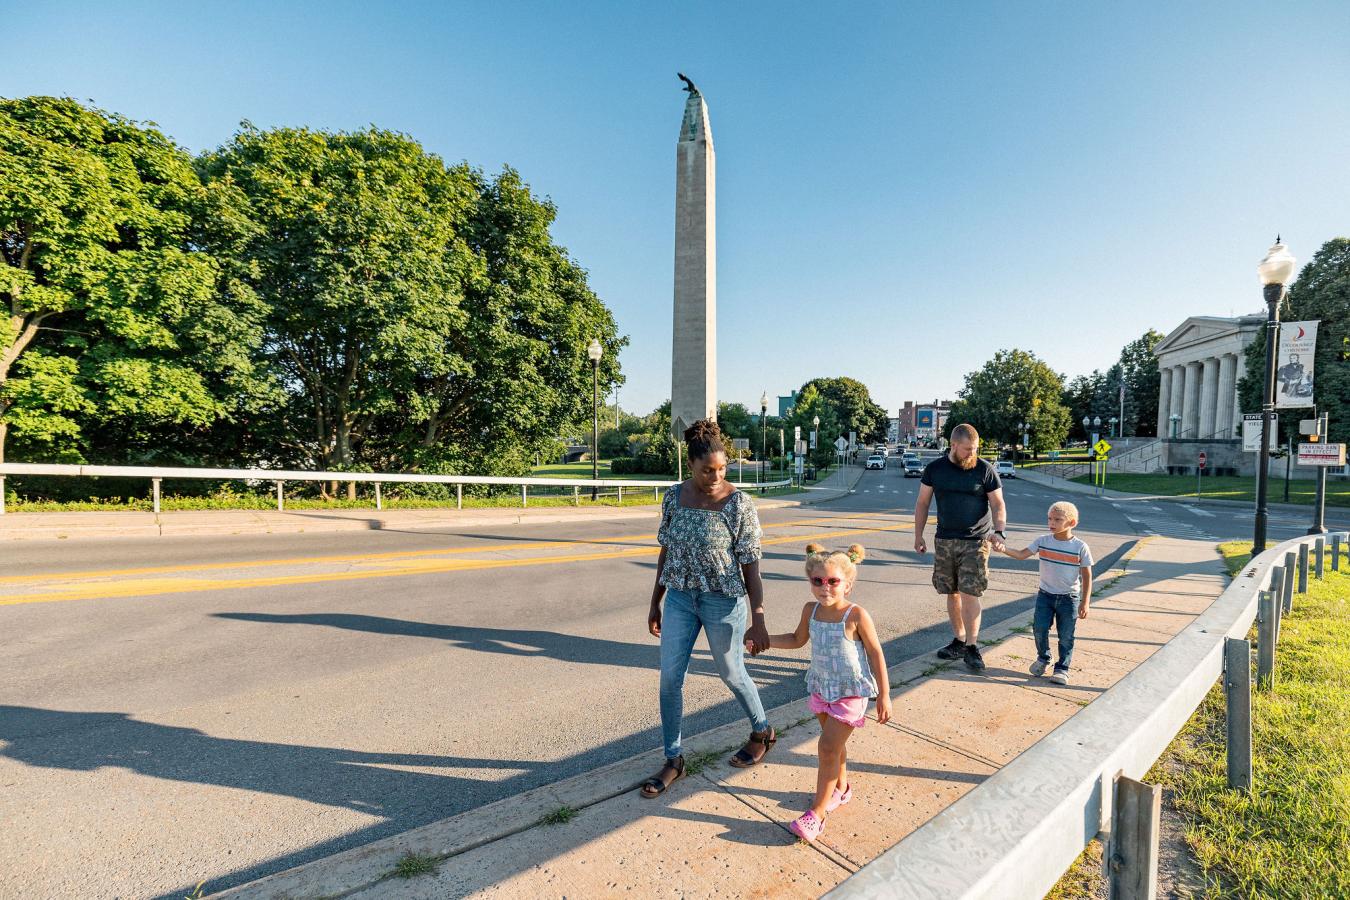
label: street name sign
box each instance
[1297,443,1346,466]
[1242,414,1263,452]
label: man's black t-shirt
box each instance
[921,455,1002,540]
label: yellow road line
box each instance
[0,512,897,585]
[0,521,914,607]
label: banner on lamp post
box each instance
[1275,320,1318,409]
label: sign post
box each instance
[1198,451,1207,502]
[1093,439,1112,494]
[1298,416,1340,535]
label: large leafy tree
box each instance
[1238,237,1350,445]
[1117,329,1163,436]
[790,377,889,447]
[945,349,1070,453]
[200,127,623,485]
[0,96,265,464]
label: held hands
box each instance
[744,621,770,656]
[987,533,1007,553]
[875,694,893,725]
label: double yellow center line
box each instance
[0,513,914,607]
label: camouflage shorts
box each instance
[932,538,990,597]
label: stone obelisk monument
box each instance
[670,73,716,440]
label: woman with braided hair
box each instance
[639,418,775,799]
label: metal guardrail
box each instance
[0,462,790,515]
[828,531,1346,900]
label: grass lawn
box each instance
[1050,539,1350,898]
[1068,472,1350,507]
[1152,540,1350,896]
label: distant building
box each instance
[777,391,797,418]
[898,399,953,443]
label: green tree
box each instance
[1062,371,1104,441]
[1117,329,1164,436]
[945,349,1070,453]
[790,377,889,445]
[1238,237,1350,446]
[0,96,265,464]
[200,127,624,488]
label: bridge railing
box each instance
[0,462,791,515]
[828,531,1345,900]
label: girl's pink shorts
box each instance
[808,693,869,728]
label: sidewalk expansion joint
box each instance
[705,773,858,875]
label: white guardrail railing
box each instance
[0,462,791,515]
[828,530,1346,900]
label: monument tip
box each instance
[677,72,699,96]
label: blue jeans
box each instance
[1033,589,1078,672]
[659,587,769,759]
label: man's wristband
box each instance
[994,530,1006,538]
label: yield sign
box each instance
[834,436,848,452]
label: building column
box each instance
[1199,357,1220,438]
[1216,353,1238,440]
[1182,361,1201,438]
[1168,364,1186,438]
[1157,366,1173,438]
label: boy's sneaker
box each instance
[825,782,853,813]
[1049,670,1069,685]
[1029,658,1049,677]
[936,637,966,660]
[963,643,986,672]
[789,809,825,842]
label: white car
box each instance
[865,454,886,470]
[996,459,1016,479]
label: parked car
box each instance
[865,453,886,470]
[996,459,1016,479]
[903,458,924,478]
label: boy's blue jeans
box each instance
[659,587,769,760]
[1033,589,1078,672]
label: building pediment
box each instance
[1154,315,1262,360]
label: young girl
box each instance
[765,543,891,843]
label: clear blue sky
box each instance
[5,1,1348,419]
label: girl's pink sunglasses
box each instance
[810,576,842,587]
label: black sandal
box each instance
[639,755,685,798]
[728,727,776,768]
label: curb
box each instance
[217,534,1142,900]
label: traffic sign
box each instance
[1242,413,1263,452]
[1093,439,1112,457]
[1198,451,1207,470]
[1297,442,1346,466]
[834,436,847,452]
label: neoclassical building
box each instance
[1153,314,1264,474]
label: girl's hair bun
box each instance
[804,542,826,556]
[846,544,866,563]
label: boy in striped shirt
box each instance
[1001,501,1093,685]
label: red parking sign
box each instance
[1198,451,1207,469]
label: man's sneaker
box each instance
[825,782,853,813]
[789,809,825,842]
[1029,658,1048,677]
[963,643,986,672]
[936,637,966,660]
[1049,670,1069,685]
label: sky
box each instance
[4,1,1349,419]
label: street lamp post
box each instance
[1169,413,1181,439]
[760,391,769,485]
[1255,238,1296,552]
[1110,416,1119,438]
[1081,415,1090,442]
[587,338,603,501]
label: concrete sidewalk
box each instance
[221,535,1227,899]
[0,467,865,542]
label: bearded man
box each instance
[912,423,1007,671]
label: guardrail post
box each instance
[1314,537,1325,579]
[573,485,579,507]
[275,481,284,512]
[1268,565,1283,609]
[521,485,527,508]
[152,478,162,515]
[617,485,623,503]
[1297,543,1309,593]
[374,482,382,511]
[1224,637,1252,791]
[456,484,462,510]
[1334,533,1343,572]
[1108,773,1161,900]
[1282,554,1295,613]
[1257,591,1276,690]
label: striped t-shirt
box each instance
[1027,534,1094,597]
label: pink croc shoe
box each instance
[825,782,853,813]
[789,809,825,842]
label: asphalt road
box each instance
[1,466,1341,899]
